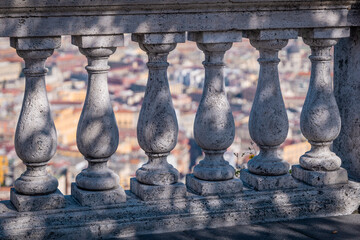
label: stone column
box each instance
[130,33,186,201]
[240,30,300,190]
[186,31,243,196]
[71,35,126,206]
[334,27,360,182]
[10,37,65,212]
[292,28,350,186]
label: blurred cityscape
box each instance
[0,35,317,199]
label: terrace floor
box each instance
[129,213,360,240]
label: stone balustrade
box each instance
[0,0,360,239]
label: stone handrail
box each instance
[0,0,359,37]
[0,1,360,239]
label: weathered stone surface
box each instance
[191,41,234,153]
[71,183,126,207]
[138,215,360,240]
[12,45,58,196]
[1,181,359,239]
[135,153,180,186]
[74,46,119,162]
[186,174,243,196]
[131,34,183,197]
[10,37,61,50]
[130,178,186,201]
[243,29,298,40]
[9,37,65,211]
[10,188,65,212]
[300,144,342,171]
[300,35,342,172]
[192,150,235,181]
[240,169,302,190]
[301,28,350,39]
[132,32,185,44]
[188,31,242,43]
[72,37,125,198]
[0,2,359,37]
[291,165,348,186]
[334,27,360,181]
[72,34,124,48]
[247,38,290,176]
[247,151,290,177]
[189,34,236,182]
[75,161,120,191]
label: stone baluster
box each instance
[10,37,65,212]
[130,33,186,201]
[292,28,350,186]
[334,27,360,182]
[240,30,300,190]
[71,35,126,206]
[186,31,243,196]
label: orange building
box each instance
[58,89,86,102]
[54,108,82,146]
[0,61,22,82]
[114,108,139,129]
[0,155,9,186]
[283,141,311,165]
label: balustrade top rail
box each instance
[0,0,359,37]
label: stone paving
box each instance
[130,213,360,240]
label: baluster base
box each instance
[193,150,235,181]
[136,153,180,186]
[71,183,126,207]
[299,142,341,171]
[10,188,65,212]
[75,168,120,191]
[186,174,243,196]
[247,147,290,176]
[240,169,301,191]
[130,178,186,201]
[292,165,348,187]
[14,172,58,195]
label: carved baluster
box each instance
[130,33,186,201]
[334,27,360,181]
[10,37,65,212]
[292,28,350,186]
[71,35,126,206]
[186,31,243,196]
[239,30,300,190]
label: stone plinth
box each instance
[291,165,348,186]
[10,188,65,212]
[71,183,126,207]
[186,174,243,196]
[130,178,186,201]
[240,169,301,190]
[1,181,359,239]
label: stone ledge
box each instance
[0,3,359,38]
[0,181,359,239]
